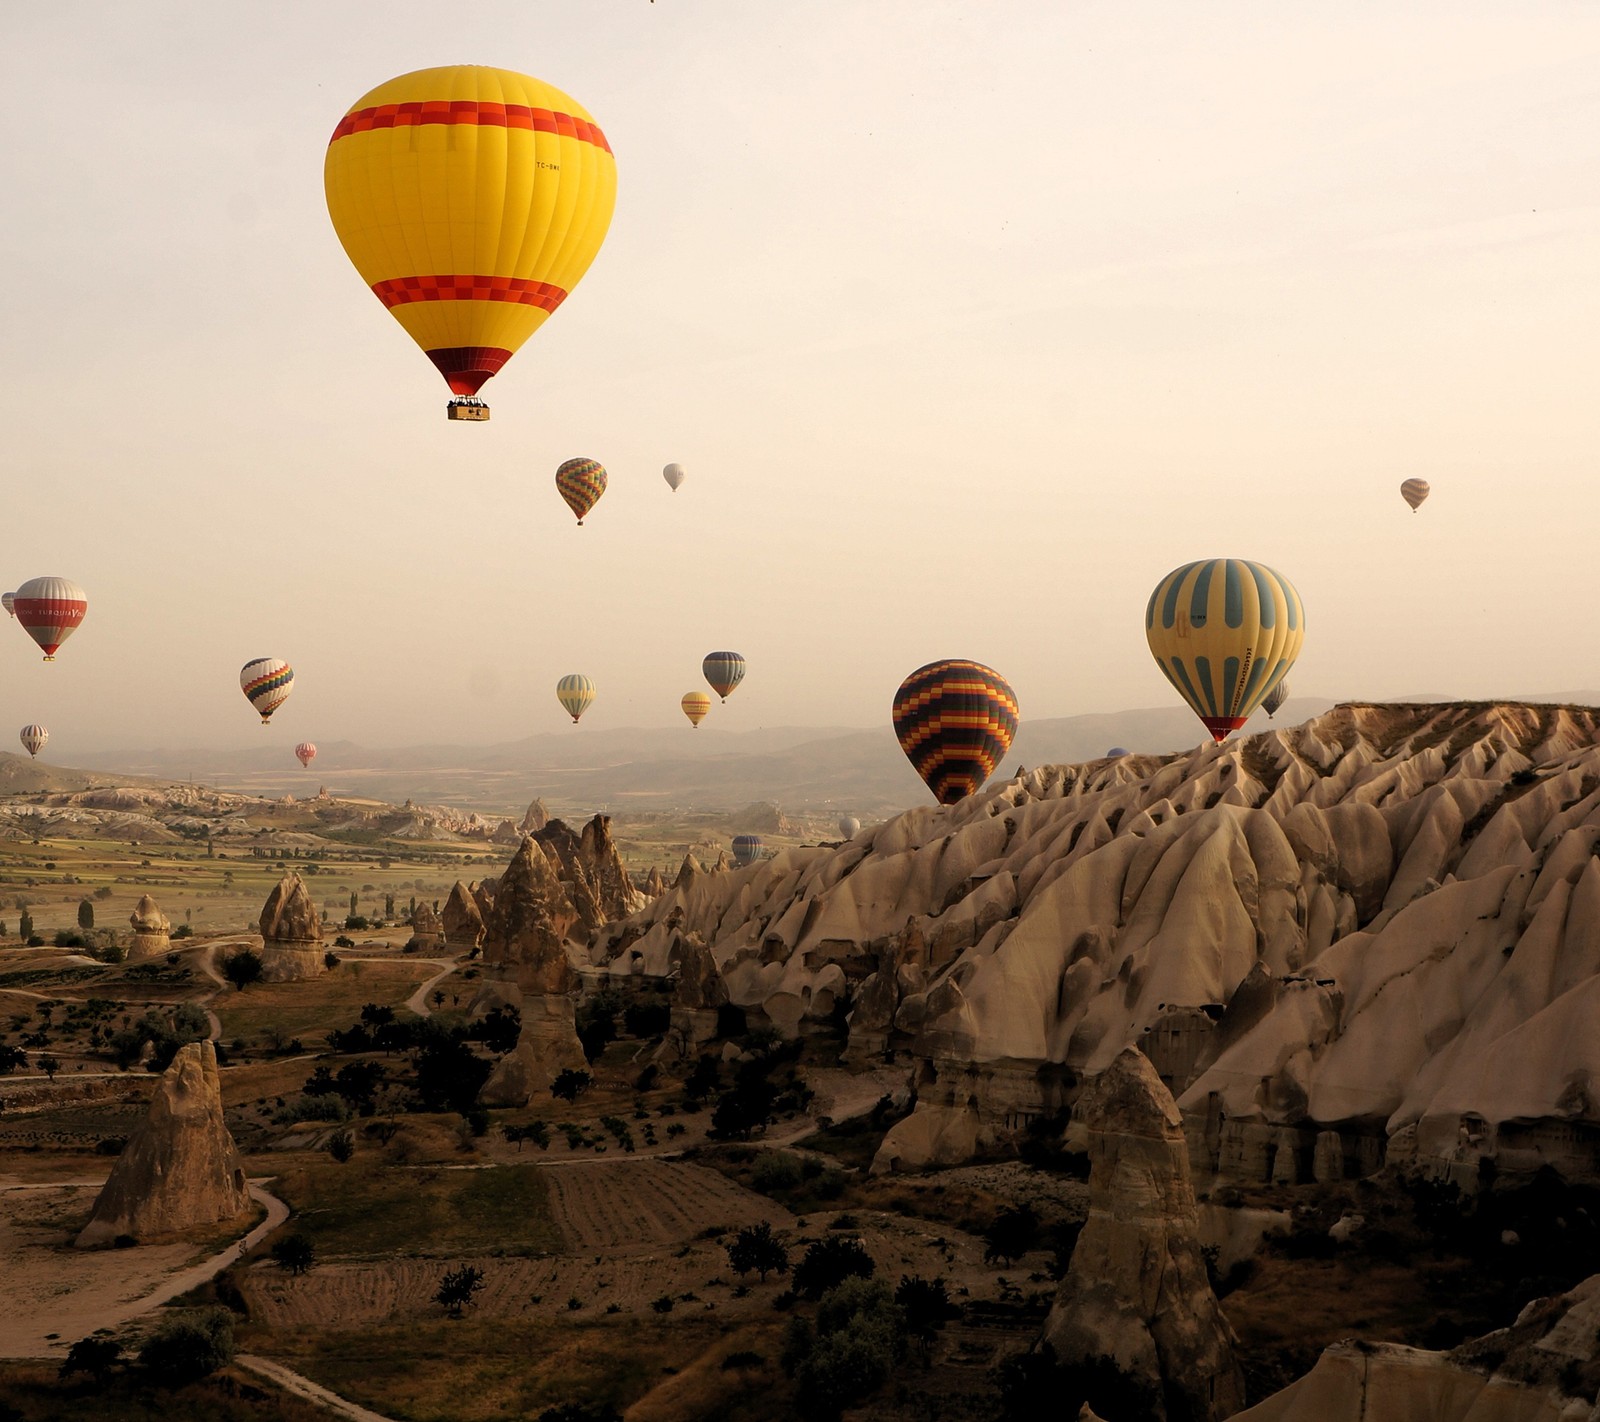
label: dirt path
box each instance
[0,1179,288,1358]
[236,1354,401,1422]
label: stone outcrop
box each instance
[589,703,1600,1184]
[479,995,590,1107]
[482,838,578,994]
[645,865,667,897]
[406,900,443,952]
[442,881,486,951]
[257,872,324,981]
[1043,1047,1245,1421]
[519,797,550,834]
[673,853,703,890]
[126,893,171,961]
[75,1041,251,1248]
[667,930,728,1047]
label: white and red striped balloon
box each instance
[1400,478,1430,512]
[13,577,87,660]
[295,742,317,768]
[1,592,14,618]
[19,724,47,758]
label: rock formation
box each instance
[668,930,728,1047]
[645,865,667,897]
[406,900,443,952]
[257,872,324,981]
[76,1041,251,1247]
[472,878,497,919]
[490,818,521,845]
[442,881,486,951]
[519,797,550,834]
[589,703,1600,1185]
[673,852,703,889]
[1042,1047,1245,1421]
[126,893,171,961]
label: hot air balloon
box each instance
[663,462,686,492]
[1263,679,1291,718]
[681,691,711,727]
[1106,747,1131,759]
[1145,559,1304,744]
[556,458,607,525]
[702,652,746,702]
[19,725,47,758]
[732,834,763,868]
[295,742,317,768]
[892,659,1020,805]
[838,815,861,839]
[324,65,617,421]
[241,658,295,724]
[13,577,87,661]
[557,673,596,723]
[1400,478,1430,512]
[1,592,13,618]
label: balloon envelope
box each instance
[892,659,1020,805]
[663,462,686,491]
[295,742,317,768]
[702,652,746,702]
[241,658,295,724]
[556,458,607,524]
[1145,559,1304,743]
[732,834,763,868]
[324,66,617,407]
[14,577,87,660]
[19,724,47,758]
[557,673,596,723]
[681,692,711,727]
[1106,747,1131,759]
[1263,679,1290,718]
[1,592,13,618]
[838,815,861,839]
[1400,478,1430,512]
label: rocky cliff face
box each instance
[442,881,486,950]
[76,1041,251,1247]
[1042,1047,1245,1421]
[591,704,1600,1184]
[257,872,324,982]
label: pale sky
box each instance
[3,2,1598,756]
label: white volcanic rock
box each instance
[590,704,1600,1182]
[126,893,172,961]
[257,872,324,982]
[76,1041,250,1247]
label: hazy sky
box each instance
[3,2,1599,755]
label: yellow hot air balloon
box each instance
[1145,559,1304,743]
[324,66,618,421]
[681,691,711,727]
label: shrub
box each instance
[222,949,263,990]
[651,1294,675,1313]
[550,1068,593,1102]
[324,951,341,969]
[984,1205,1041,1266]
[623,1000,671,1038]
[54,930,86,948]
[138,1308,235,1384]
[271,1235,316,1275]
[59,1335,122,1387]
[726,1220,790,1281]
[751,1152,804,1193]
[325,1129,355,1163]
[794,1236,875,1300]
[435,1264,486,1317]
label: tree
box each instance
[59,1335,122,1387]
[550,1068,593,1103]
[326,1129,355,1163]
[0,1044,26,1075]
[895,1275,954,1361]
[709,1075,777,1140]
[983,1205,1040,1267]
[18,910,33,941]
[432,989,446,1008]
[575,993,618,1063]
[413,1033,492,1113]
[138,1308,235,1384]
[360,1003,396,1028]
[385,893,395,918]
[435,1264,486,1317]
[726,1220,789,1282]
[349,891,358,917]
[792,1277,906,1419]
[271,1235,316,1275]
[37,1054,60,1081]
[222,949,263,991]
[794,1236,875,1300]
[77,899,94,931]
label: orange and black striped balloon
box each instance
[892,659,1020,805]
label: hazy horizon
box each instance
[4,2,1598,760]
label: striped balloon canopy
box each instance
[1145,559,1304,744]
[295,742,317,768]
[681,691,711,727]
[732,834,763,868]
[14,577,87,660]
[1263,679,1291,718]
[19,724,47,758]
[1400,478,1430,512]
[241,658,295,725]
[556,458,607,525]
[702,651,746,702]
[556,673,596,723]
[324,66,617,416]
[1,592,13,618]
[892,659,1020,805]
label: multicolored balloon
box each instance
[295,742,317,768]
[19,725,47,758]
[681,691,711,727]
[732,834,763,868]
[13,577,87,661]
[241,658,295,724]
[663,462,686,492]
[1145,559,1304,743]
[1263,679,1290,718]
[702,651,746,702]
[838,815,861,839]
[323,65,617,419]
[556,458,607,525]
[1,592,13,618]
[1400,478,1430,512]
[557,673,596,723]
[892,659,1020,805]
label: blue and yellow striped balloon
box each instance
[892,659,1020,805]
[556,673,596,723]
[732,834,763,867]
[1145,559,1303,743]
[556,457,607,525]
[702,651,746,702]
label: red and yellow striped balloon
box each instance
[892,660,1020,805]
[324,66,617,414]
